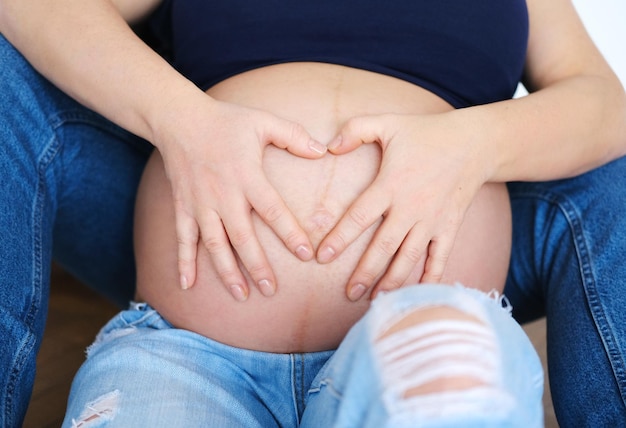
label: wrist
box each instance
[445,108,500,185]
[146,79,216,153]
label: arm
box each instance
[318,0,626,298]
[0,0,178,141]
[0,0,326,298]
[467,0,626,182]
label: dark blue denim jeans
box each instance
[1,33,625,426]
[507,165,626,426]
[0,35,152,427]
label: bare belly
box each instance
[135,62,512,353]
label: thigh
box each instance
[63,305,296,428]
[52,119,152,306]
[506,155,626,425]
[0,33,152,307]
[302,284,543,428]
[0,33,149,426]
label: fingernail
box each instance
[296,244,313,261]
[180,275,189,290]
[230,284,248,302]
[328,135,342,151]
[317,245,335,263]
[309,139,327,155]
[258,279,275,297]
[348,283,367,301]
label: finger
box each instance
[328,115,388,154]
[371,227,431,298]
[343,214,414,301]
[198,209,251,301]
[420,234,455,284]
[317,185,389,264]
[174,204,200,290]
[247,177,314,263]
[266,118,327,158]
[219,198,278,298]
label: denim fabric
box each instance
[0,35,151,427]
[506,157,626,426]
[62,302,332,428]
[62,285,543,427]
[303,285,544,428]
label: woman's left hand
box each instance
[317,112,491,301]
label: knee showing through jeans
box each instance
[375,305,514,418]
[68,390,120,427]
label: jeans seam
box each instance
[299,355,306,419]
[5,133,61,426]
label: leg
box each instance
[0,34,150,426]
[63,303,330,427]
[506,155,626,426]
[302,284,544,427]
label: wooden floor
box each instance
[23,266,558,427]
[23,266,118,428]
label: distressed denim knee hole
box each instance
[70,390,120,427]
[374,304,515,419]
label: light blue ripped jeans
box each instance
[62,284,544,427]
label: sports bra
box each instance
[152,1,529,108]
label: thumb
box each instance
[328,115,387,155]
[266,118,327,159]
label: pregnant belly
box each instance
[134,62,512,353]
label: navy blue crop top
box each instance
[154,1,529,109]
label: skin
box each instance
[133,63,512,352]
[1,0,625,303]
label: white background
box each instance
[516,2,626,96]
[573,0,626,85]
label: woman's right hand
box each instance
[153,93,327,301]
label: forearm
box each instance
[472,73,626,183]
[0,0,200,145]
